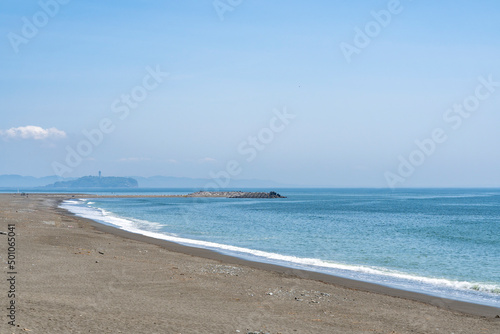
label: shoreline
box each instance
[58,194,500,318]
[2,193,499,333]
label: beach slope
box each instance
[0,194,498,333]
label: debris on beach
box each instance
[201,264,245,276]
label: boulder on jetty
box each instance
[187,191,286,199]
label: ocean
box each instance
[60,188,500,308]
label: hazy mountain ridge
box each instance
[0,174,71,188]
[131,176,290,188]
[0,175,292,189]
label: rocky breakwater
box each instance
[187,191,286,198]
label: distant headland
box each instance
[45,176,138,188]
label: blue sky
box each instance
[1,0,499,187]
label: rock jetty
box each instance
[187,191,286,198]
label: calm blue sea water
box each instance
[60,188,500,307]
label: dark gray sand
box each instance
[0,193,498,333]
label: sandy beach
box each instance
[0,193,498,333]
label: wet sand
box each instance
[0,193,498,333]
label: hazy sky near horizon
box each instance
[1,0,499,187]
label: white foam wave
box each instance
[63,200,81,205]
[60,199,500,299]
[61,200,171,234]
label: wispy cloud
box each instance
[118,157,151,162]
[0,125,66,140]
[198,157,217,164]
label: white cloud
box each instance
[0,125,66,140]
